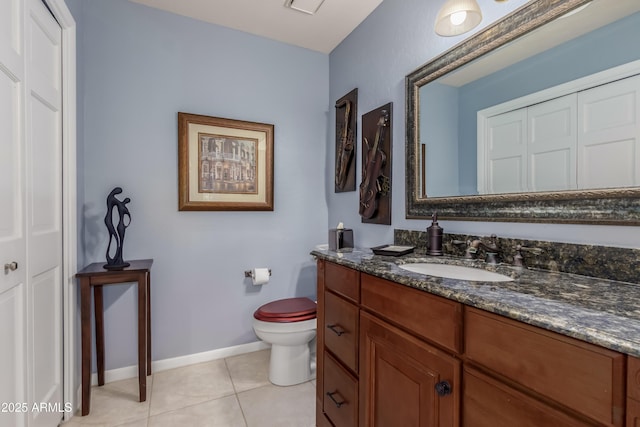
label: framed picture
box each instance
[178,112,274,211]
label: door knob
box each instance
[4,262,18,273]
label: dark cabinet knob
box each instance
[435,380,452,397]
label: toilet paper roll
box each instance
[252,268,270,286]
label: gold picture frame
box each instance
[178,112,274,211]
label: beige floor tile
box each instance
[149,359,235,416]
[63,350,316,426]
[148,395,246,427]
[237,381,315,427]
[225,349,271,393]
[112,419,149,427]
[63,418,149,427]
[62,376,152,426]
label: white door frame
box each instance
[42,0,77,420]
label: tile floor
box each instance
[62,349,316,427]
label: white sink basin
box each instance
[399,263,513,282]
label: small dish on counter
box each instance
[371,245,415,257]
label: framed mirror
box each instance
[406,0,640,224]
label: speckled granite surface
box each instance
[394,229,640,284]
[310,247,640,358]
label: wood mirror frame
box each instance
[405,0,640,224]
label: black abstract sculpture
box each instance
[104,187,131,270]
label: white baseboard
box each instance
[91,340,270,385]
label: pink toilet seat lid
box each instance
[254,297,317,322]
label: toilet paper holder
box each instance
[244,269,272,278]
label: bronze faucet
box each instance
[465,234,500,264]
[513,245,543,268]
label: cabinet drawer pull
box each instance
[326,390,346,408]
[435,380,452,397]
[327,324,346,336]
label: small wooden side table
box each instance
[75,259,153,416]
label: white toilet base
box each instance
[269,343,312,386]
[253,317,317,387]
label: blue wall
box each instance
[67,0,328,370]
[329,0,639,249]
[421,82,459,197]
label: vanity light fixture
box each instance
[435,0,483,36]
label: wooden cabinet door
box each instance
[359,311,460,427]
[628,357,640,427]
[628,398,640,427]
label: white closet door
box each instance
[0,0,28,425]
[485,108,527,194]
[1,0,63,426]
[578,74,640,189]
[26,0,63,426]
[527,93,577,192]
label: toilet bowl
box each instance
[253,297,317,386]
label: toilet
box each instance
[253,297,317,386]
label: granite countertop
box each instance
[311,247,640,358]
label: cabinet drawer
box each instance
[361,273,462,353]
[629,356,640,401]
[463,366,590,427]
[465,307,625,426]
[325,262,359,303]
[323,352,358,427]
[324,290,359,372]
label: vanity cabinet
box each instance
[316,260,631,426]
[628,356,640,426]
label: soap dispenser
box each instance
[427,212,443,256]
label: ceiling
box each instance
[129,0,384,54]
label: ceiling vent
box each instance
[284,0,326,15]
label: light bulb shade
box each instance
[435,0,483,37]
